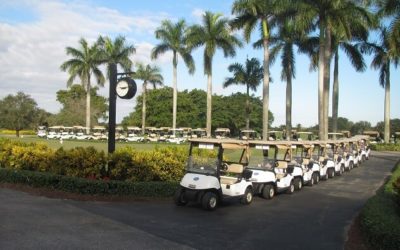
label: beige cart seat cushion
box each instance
[220,176,239,185]
[226,164,244,174]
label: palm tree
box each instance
[268,20,302,140]
[378,0,400,53]
[231,0,289,140]
[223,57,263,130]
[295,0,372,140]
[151,19,195,135]
[60,38,105,134]
[331,31,367,135]
[360,27,399,142]
[133,63,164,134]
[187,11,242,137]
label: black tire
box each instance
[294,177,302,191]
[349,161,354,170]
[309,174,315,186]
[327,168,334,178]
[262,184,275,199]
[174,187,188,206]
[202,192,218,210]
[286,181,295,194]
[240,187,253,205]
[323,170,329,180]
[362,155,366,162]
[315,173,320,184]
[341,164,345,175]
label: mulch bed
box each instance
[0,183,170,202]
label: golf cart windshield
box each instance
[293,146,310,164]
[248,145,275,170]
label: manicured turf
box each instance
[0,135,189,152]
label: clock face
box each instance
[116,80,129,97]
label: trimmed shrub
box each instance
[360,163,400,250]
[0,168,178,197]
[370,143,400,152]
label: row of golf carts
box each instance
[174,135,371,210]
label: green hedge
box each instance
[0,168,179,197]
[369,143,400,152]
[0,138,190,182]
[360,163,400,250]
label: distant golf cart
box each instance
[92,126,108,140]
[115,126,127,141]
[247,141,299,198]
[126,127,145,142]
[294,131,315,141]
[240,129,258,140]
[355,135,371,161]
[74,126,90,140]
[338,140,355,171]
[191,128,207,138]
[166,128,186,144]
[145,127,161,142]
[325,141,345,176]
[363,131,383,144]
[268,130,284,141]
[46,126,63,139]
[174,139,253,210]
[394,132,400,144]
[37,126,47,138]
[328,132,345,140]
[214,128,230,139]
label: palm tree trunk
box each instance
[206,72,212,138]
[384,65,390,143]
[172,51,178,136]
[323,27,332,140]
[286,75,292,141]
[86,75,91,135]
[262,36,270,141]
[332,50,339,138]
[246,84,250,130]
[318,21,326,140]
[142,83,147,135]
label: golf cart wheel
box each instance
[362,155,366,162]
[286,181,295,194]
[309,174,314,186]
[262,184,275,199]
[240,187,253,205]
[294,178,302,191]
[327,169,333,179]
[349,161,354,170]
[315,173,320,184]
[173,187,188,206]
[341,165,345,175]
[202,192,218,211]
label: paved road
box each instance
[1,151,399,250]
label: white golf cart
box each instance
[295,131,314,141]
[247,141,299,199]
[126,127,145,142]
[349,139,362,166]
[267,130,284,141]
[214,128,230,139]
[73,126,90,140]
[311,141,336,179]
[46,126,63,139]
[338,140,355,171]
[240,129,258,140]
[92,126,108,140]
[363,131,383,144]
[145,127,161,142]
[191,128,207,139]
[166,128,186,144]
[37,126,47,138]
[326,141,345,176]
[174,138,254,210]
[355,136,371,161]
[291,141,321,188]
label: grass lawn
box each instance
[0,135,189,152]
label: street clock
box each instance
[116,77,137,99]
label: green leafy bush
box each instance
[0,168,178,197]
[370,143,400,152]
[360,163,400,250]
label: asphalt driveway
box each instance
[1,151,399,250]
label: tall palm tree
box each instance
[60,38,105,134]
[133,63,164,134]
[268,20,302,140]
[223,57,263,130]
[151,19,195,135]
[231,0,289,140]
[360,27,399,142]
[187,11,242,137]
[331,31,367,135]
[295,0,372,140]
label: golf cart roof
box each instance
[248,140,292,149]
[179,127,192,131]
[290,140,314,148]
[241,129,256,133]
[268,130,282,134]
[159,127,171,130]
[49,126,63,129]
[127,126,141,130]
[192,128,206,132]
[363,131,379,136]
[297,131,313,134]
[93,126,106,130]
[328,132,344,136]
[189,138,248,149]
[215,128,230,133]
[395,132,400,135]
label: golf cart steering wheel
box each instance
[222,162,229,171]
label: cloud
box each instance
[191,8,205,21]
[0,0,170,121]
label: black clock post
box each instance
[108,63,117,154]
[108,65,137,154]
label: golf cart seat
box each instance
[274,161,288,180]
[242,136,248,140]
[220,164,244,185]
[302,159,310,165]
[319,156,325,162]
